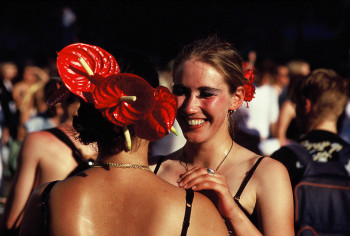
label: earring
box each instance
[228,110,236,116]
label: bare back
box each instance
[20,168,228,236]
[1,125,97,230]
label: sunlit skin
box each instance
[173,60,236,145]
[151,59,295,235]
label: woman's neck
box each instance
[97,140,149,166]
[183,133,233,169]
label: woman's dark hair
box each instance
[173,35,245,139]
[72,49,159,154]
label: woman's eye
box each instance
[199,91,215,98]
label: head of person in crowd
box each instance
[274,64,290,92]
[295,68,348,134]
[286,59,310,100]
[286,60,310,78]
[172,35,253,141]
[0,62,18,83]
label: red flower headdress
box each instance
[50,43,178,150]
[243,69,255,108]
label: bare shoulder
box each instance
[189,192,229,235]
[23,130,60,148]
[156,184,228,235]
[255,156,289,178]
[253,156,292,193]
[19,131,62,160]
[149,149,182,169]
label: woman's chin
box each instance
[183,133,206,144]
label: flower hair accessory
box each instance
[51,43,178,150]
[243,69,255,108]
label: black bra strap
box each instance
[153,155,165,174]
[234,156,264,200]
[181,189,194,236]
[46,128,85,164]
[42,181,59,234]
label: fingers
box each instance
[177,166,202,183]
[177,166,225,190]
[177,166,209,186]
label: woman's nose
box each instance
[182,95,200,114]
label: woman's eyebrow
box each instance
[198,87,221,93]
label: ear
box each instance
[230,86,244,110]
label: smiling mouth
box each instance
[187,119,205,126]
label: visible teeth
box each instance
[188,119,205,126]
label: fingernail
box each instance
[178,181,183,187]
[184,184,188,188]
[192,186,196,190]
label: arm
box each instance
[192,192,230,235]
[269,90,280,138]
[0,133,41,231]
[277,100,296,146]
[254,158,294,235]
[178,158,294,235]
[178,167,262,235]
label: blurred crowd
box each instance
[1,50,349,194]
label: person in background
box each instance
[12,66,49,142]
[24,80,64,133]
[272,64,290,107]
[236,58,280,155]
[19,43,229,236]
[271,68,348,188]
[0,62,19,196]
[0,62,19,151]
[150,35,294,235]
[0,81,98,235]
[276,60,310,147]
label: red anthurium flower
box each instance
[98,73,156,127]
[56,43,119,103]
[243,69,255,107]
[92,74,123,110]
[54,42,179,143]
[135,87,177,141]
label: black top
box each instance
[271,130,349,188]
[41,181,194,236]
[154,155,265,228]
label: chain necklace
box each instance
[181,139,234,171]
[93,162,151,171]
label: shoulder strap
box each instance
[181,188,194,236]
[46,128,85,164]
[153,155,165,174]
[284,143,312,166]
[41,181,59,234]
[234,156,264,200]
[339,144,350,164]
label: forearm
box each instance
[0,179,32,229]
[224,205,262,236]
